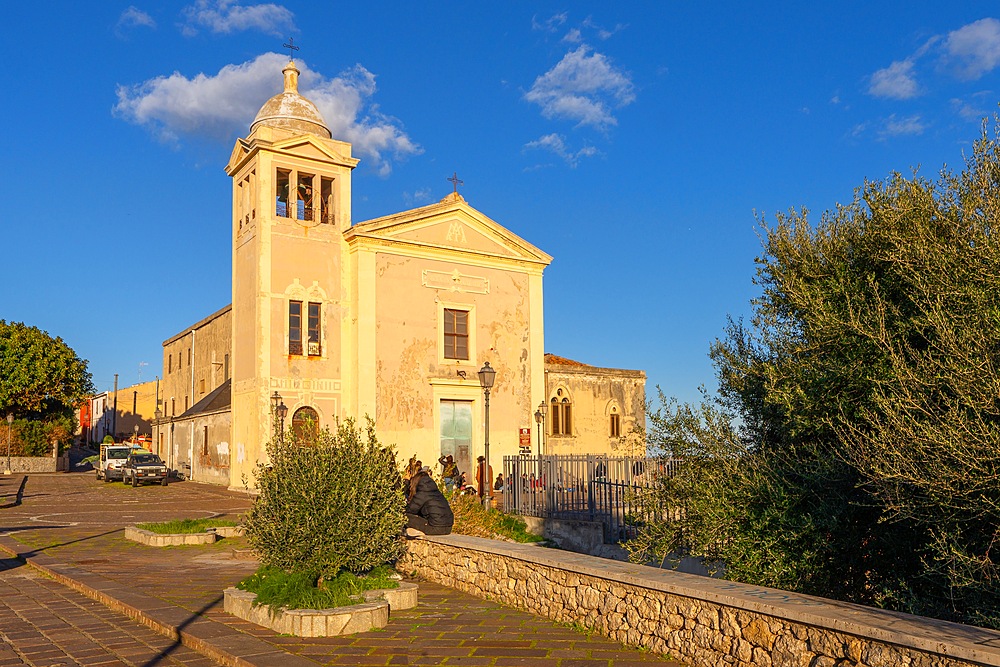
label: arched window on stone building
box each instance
[550,389,573,436]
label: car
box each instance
[122,451,169,487]
[97,444,137,482]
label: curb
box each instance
[0,534,318,667]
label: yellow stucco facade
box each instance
[154,59,643,489]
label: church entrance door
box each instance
[440,400,472,484]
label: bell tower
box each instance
[225,59,359,488]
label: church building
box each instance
[153,59,645,489]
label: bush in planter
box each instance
[243,417,406,583]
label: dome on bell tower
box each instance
[250,60,332,139]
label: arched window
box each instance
[291,406,319,441]
[609,405,621,438]
[550,389,573,436]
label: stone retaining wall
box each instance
[3,455,69,473]
[400,535,1000,667]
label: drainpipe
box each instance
[190,328,196,482]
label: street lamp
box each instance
[276,401,288,443]
[537,401,547,456]
[478,361,496,508]
[534,409,543,456]
[4,413,12,475]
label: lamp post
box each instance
[5,413,12,475]
[537,401,547,456]
[478,361,496,508]
[276,401,288,444]
[154,408,162,457]
[534,409,543,456]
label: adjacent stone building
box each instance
[152,59,645,489]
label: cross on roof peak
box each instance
[447,172,464,194]
[282,37,300,61]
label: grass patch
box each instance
[237,565,398,611]
[136,518,237,534]
[448,492,545,543]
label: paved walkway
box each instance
[0,471,683,666]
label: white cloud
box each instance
[181,0,295,37]
[868,59,920,99]
[581,17,626,41]
[524,133,599,167]
[114,52,420,175]
[880,114,927,138]
[950,93,992,121]
[943,18,1000,79]
[116,6,156,36]
[532,12,568,33]
[402,188,432,205]
[562,28,583,44]
[525,46,635,128]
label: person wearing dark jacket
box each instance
[405,468,454,536]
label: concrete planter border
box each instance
[124,526,218,546]
[223,582,417,637]
[208,525,245,538]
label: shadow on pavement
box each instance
[13,527,124,556]
[139,593,224,667]
[0,476,28,509]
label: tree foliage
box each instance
[243,418,406,581]
[0,321,92,456]
[631,121,1000,627]
[0,321,93,415]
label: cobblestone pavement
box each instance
[0,471,683,666]
[0,557,218,666]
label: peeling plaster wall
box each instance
[373,253,541,470]
[545,364,646,455]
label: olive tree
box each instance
[631,121,1000,627]
[243,417,406,581]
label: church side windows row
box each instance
[289,300,322,357]
[275,168,335,225]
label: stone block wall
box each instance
[3,455,68,473]
[399,535,1000,667]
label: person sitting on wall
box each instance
[405,466,454,537]
[494,473,504,492]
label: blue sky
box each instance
[3,2,1000,405]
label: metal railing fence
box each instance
[501,454,679,543]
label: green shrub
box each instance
[449,492,544,543]
[102,435,115,444]
[237,564,397,611]
[243,418,406,581]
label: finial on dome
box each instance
[282,60,299,93]
[281,38,301,93]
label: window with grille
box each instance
[610,411,621,438]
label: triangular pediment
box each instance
[270,135,357,167]
[347,196,551,265]
[226,134,359,175]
